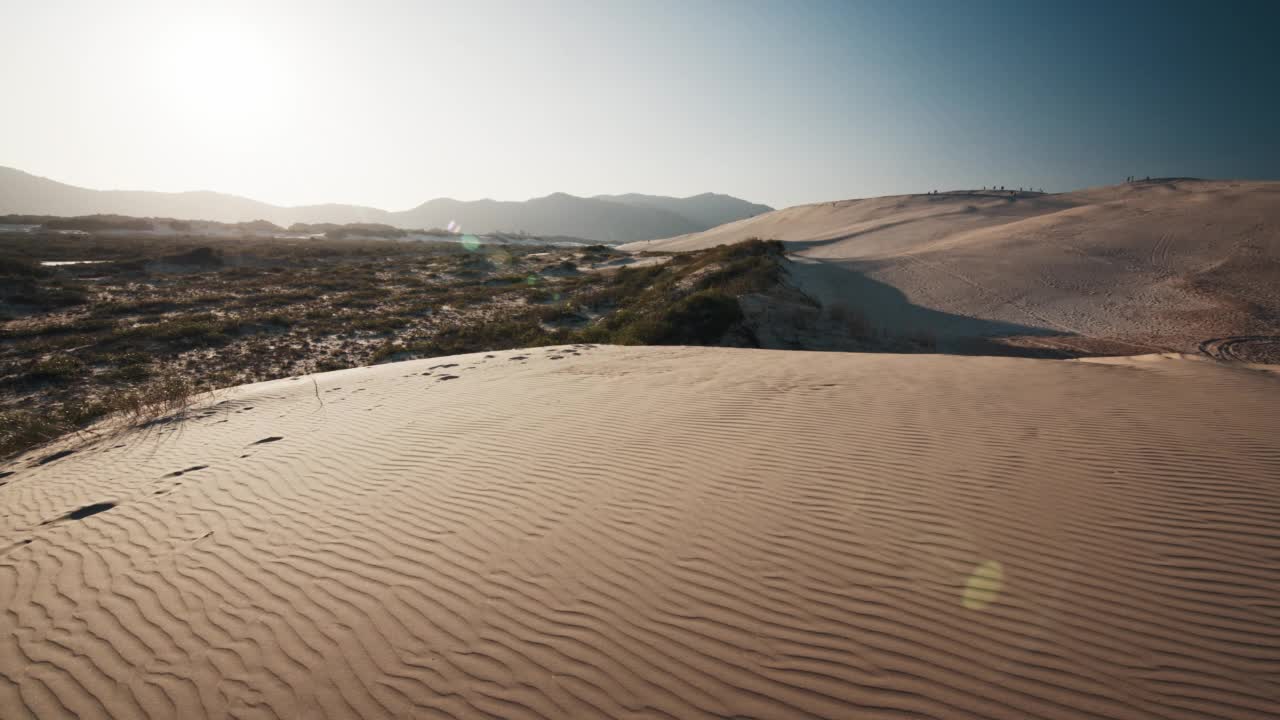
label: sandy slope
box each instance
[2,345,1278,719]
[620,181,1280,356]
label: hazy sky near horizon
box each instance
[2,0,1277,210]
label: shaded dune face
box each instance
[1,346,1278,719]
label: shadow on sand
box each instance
[784,256,1075,358]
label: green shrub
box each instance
[486,274,527,285]
[609,291,742,345]
[27,355,86,382]
[524,287,552,303]
[536,303,581,323]
[0,255,48,278]
[250,289,320,307]
[4,283,89,308]
[115,314,238,346]
[2,316,115,340]
[113,372,195,422]
[0,409,75,458]
[689,239,785,295]
[104,350,151,366]
[352,315,411,333]
[373,318,568,363]
[0,400,114,459]
[334,292,381,309]
[91,298,181,316]
[101,363,152,382]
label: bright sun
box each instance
[156,21,286,146]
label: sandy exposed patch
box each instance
[2,345,1277,718]
[580,254,673,273]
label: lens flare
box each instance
[461,234,480,252]
[526,274,539,285]
[447,220,460,233]
[962,560,1004,610]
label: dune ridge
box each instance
[621,181,1280,356]
[2,346,1278,718]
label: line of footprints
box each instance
[2,346,598,552]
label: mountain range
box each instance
[0,167,771,243]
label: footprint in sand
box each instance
[42,501,117,525]
[162,465,209,478]
[35,449,75,466]
[65,502,116,520]
[1,539,34,556]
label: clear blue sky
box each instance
[1,0,1276,209]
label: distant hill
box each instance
[594,193,773,230]
[0,167,771,243]
[392,193,703,244]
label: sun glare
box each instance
[155,20,286,147]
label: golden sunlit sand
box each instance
[2,345,1277,718]
[5,1,1279,717]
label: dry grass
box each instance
[3,231,924,461]
[3,234,793,459]
[0,367,197,458]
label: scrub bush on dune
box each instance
[605,291,743,345]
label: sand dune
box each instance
[620,181,1280,357]
[2,346,1278,718]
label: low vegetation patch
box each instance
[4,227,918,460]
[0,368,195,458]
[0,230,800,459]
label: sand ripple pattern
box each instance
[2,347,1279,719]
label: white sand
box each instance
[620,182,1280,353]
[2,345,1278,718]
